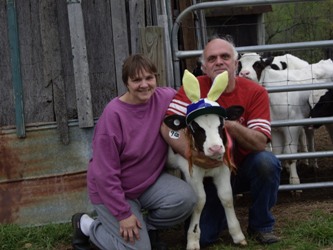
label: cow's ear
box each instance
[164,115,187,130]
[226,105,244,120]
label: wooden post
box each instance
[67,0,94,128]
[7,0,26,138]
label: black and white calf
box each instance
[238,55,333,185]
[164,70,247,250]
[309,89,333,143]
[164,106,246,250]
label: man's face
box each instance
[202,39,238,81]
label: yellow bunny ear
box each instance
[207,71,228,101]
[182,69,200,102]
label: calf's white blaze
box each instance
[195,114,225,157]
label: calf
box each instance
[164,70,247,250]
[238,53,312,162]
[256,59,333,185]
[238,53,329,185]
[309,89,333,143]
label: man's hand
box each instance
[191,150,222,169]
[119,214,142,244]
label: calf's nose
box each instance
[239,70,249,77]
[208,145,223,154]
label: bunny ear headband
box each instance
[183,69,228,124]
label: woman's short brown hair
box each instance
[122,54,158,85]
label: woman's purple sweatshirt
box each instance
[87,87,176,221]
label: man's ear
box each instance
[201,64,207,75]
[164,115,187,131]
[234,60,239,70]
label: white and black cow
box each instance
[238,56,333,185]
[309,89,333,143]
[238,52,309,82]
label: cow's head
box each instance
[237,53,283,82]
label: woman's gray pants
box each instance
[89,172,197,250]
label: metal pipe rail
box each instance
[174,40,333,60]
[271,117,333,127]
[171,0,333,191]
[279,181,333,191]
[171,0,330,87]
[266,82,333,93]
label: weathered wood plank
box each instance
[16,0,54,124]
[139,27,166,86]
[128,0,145,54]
[56,0,77,120]
[178,0,197,72]
[81,0,117,118]
[67,1,94,128]
[145,0,152,26]
[39,0,69,144]
[1,0,15,127]
[109,0,129,95]
[158,14,174,87]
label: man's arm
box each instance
[225,120,268,151]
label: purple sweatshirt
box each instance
[87,87,176,221]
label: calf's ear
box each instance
[164,115,187,131]
[226,105,244,120]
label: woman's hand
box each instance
[119,214,142,244]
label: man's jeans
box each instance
[198,151,282,246]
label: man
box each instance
[161,36,281,246]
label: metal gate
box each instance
[171,0,333,191]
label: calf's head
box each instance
[238,53,286,82]
[164,70,244,170]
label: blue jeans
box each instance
[198,151,281,247]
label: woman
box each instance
[71,54,196,250]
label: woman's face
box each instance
[125,69,157,104]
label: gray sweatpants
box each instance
[89,172,197,250]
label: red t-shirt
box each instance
[166,75,271,165]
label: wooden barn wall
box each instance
[0,0,174,225]
[0,0,156,128]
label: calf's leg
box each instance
[185,171,206,250]
[213,166,247,245]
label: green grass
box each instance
[205,210,333,250]
[0,210,332,250]
[0,223,72,250]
